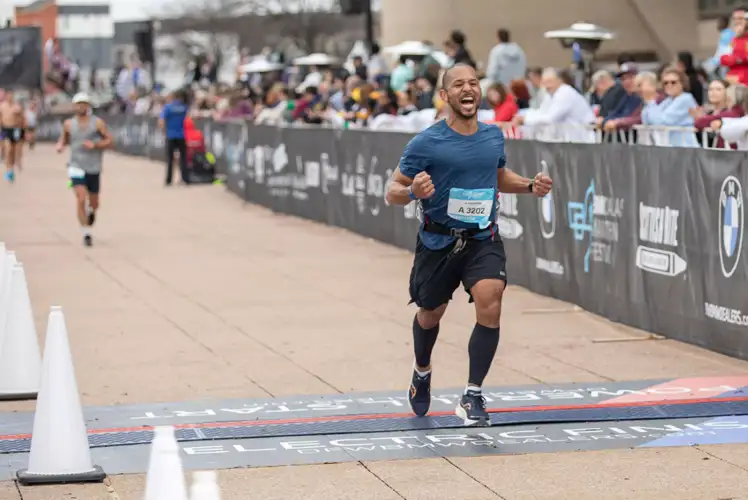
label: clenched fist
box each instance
[411,171,435,199]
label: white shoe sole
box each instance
[455,404,491,427]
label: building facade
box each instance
[15,0,113,70]
[381,0,728,70]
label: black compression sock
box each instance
[467,323,500,386]
[413,314,440,369]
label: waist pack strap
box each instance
[423,219,492,239]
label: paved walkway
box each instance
[1,146,748,499]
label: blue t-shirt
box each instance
[399,120,506,250]
[160,101,188,140]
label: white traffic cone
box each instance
[189,471,221,500]
[0,251,18,340]
[0,264,41,399]
[144,426,188,500]
[16,306,106,485]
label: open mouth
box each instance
[460,95,475,106]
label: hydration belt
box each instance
[422,217,496,253]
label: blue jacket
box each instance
[604,92,642,122]
[160,100,188,140]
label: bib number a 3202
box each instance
[67,165,86,179]
[447,188,494,228]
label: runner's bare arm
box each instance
[56,119,71,148]
[497,167,533,194]
[385,166,415,205]
[95,118,114,149]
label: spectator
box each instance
[397,87,419,115]
[159,90,189,186]
[526,67,549,109]
[616,53,635,74]
[343,83,376,125]
[513,67,595,141]
[721,11,748,86]
[486,82,518,122]
[417,41,441,79]
[590,70,626,122]
[294,87,324,124]
[390,55,414,92]
[442,40,457,67]
[183,117,206,168]
[116,59,151,102]
[602,63,644,132]
[326,76,347,112]
[352,56,368,80]
[367,43,388,82]
[296,65,323,93]
[641,67,698,147]
[708,8,745,77]
[220,93,253,120]
[373,89,399,117]
[414,76,435,110]
[509,79,531,109]
[486,29,527,86]
[450,30,476,68]
[714,91,748,149]
[693,80,743,148]
[676,51,704,105]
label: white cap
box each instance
[72,92,90,104]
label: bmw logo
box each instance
[718,175,744,278]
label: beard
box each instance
[448,96,478,119]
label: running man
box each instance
[385,64,553,427]
[55,93,113,247]
[0,90,26,182]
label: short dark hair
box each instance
[371,42,380,54]
[441,63,476,89]
[527,67,542,78]
[497,29,510,43]
[450,30,465,46]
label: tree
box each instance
[158,0,360,56]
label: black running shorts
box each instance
[408,235,508,311]
[1,128,24,144]
[71,173,100,194]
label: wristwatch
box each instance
[407,185,418,200]
[528,181,534,193]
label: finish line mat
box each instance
[1,376,747,478]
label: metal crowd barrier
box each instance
[34,114,748,361]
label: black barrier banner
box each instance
[35,115,748,361]
[0,27,42,89]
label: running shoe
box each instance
[407,369,432,417]
[83,234,93,247]
[4,170,13,183]
[456,390,491,427]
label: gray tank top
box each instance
[69,115,103,174]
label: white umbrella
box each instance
[383,41,431,57]
[544,22,615,41]
[293,53,339,66]
[239,59,284,73]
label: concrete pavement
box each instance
[1,146,747,499]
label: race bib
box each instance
[447,188,494,228]
[67,165,85,179]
